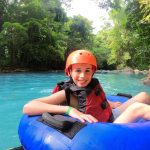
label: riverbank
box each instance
[97,69,148,75]
[0,67,62,73]
[0,67,30,73]
[0,67,149,75]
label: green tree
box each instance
[66,16,94,52]
[105,0,131,69]
[97,0,150,69]
[23,18,67,69]
[93,28,113,69]
[0,22,27,67]
[139,0,150,23]
[0,0,69,69]
[125,0,150,69]
[0,0,8,30]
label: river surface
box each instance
[0,71,150,149]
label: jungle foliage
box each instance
[0,0,149,70]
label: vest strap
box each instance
[65,87,71,105]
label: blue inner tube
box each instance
[18,95,150,150]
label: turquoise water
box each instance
[0,71,150,150]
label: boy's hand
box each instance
[69,107,98,123]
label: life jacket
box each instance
[52,78,114,122]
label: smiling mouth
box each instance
[78,80,88,84]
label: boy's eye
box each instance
[75,69,81,72]
[74,69,92,73]
[85,69,91,73]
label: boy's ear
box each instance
[67,67,72,76]
[92,66,96,73]
[68,72,71,76]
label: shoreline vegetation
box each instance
[0,67,148,74]
[1,67,150,86]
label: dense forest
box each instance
[0,0,149,71]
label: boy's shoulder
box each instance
[88,78,101,87]
[92,78,100,83]
[92,78,103,87]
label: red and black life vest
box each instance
[52,78,114,122]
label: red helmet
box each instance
[65,50,97,76]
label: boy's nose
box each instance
[80,72,85,77]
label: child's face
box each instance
[70,63,94,87]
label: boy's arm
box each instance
[23,90,67,115]
[23,90,98,123]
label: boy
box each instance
[23,50,150,123]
